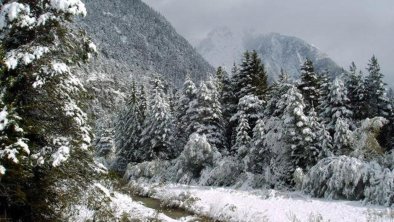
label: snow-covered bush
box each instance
[176,133,220,178]
[303,156,394,206]
[199,156,242,186]
[124,160,171,182]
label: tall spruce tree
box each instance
[219,69,237,149]
[187,81,225,150]
[316,71,331,116]
[364,56,392,118]
[230,95,263,140]
[364,56,394,151]
[298,59,320,114]
[248,118,270,174]
[0,0,96,220]
[114,82,144,172]
[216,66,225,93]
[265,74,293,117]
[320,77,353,132]
[176,77,197,149]
[281,86,317,171]
[250,50,269,98]
[346,62,366,120]
[140,78,175,160]
[232,114,251,158]
[333,117,353,155]
[232,51,268,101]
[278,68,291,84]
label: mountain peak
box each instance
[197,28,342,80]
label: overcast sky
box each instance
[142,0,394,85]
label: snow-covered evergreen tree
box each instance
[316,72,331,116]
[333,118,353,155]
[320,77,353,131]
[249,50,268,98]
[248,118,271,174]
[216,66,225,93]
[298,59,320,114]
[264,80,293,117]
[230,95,263,139]
[113,82,145,172]
[0,0,96,219]
[365,56,392,118]
[232,50,268,101]
[140,78,175,160]
[175,77,197,149]
[220,70,237,148]
[316,124,334,158]
[232,114,251,158]
[187,80,225,150]
[278,68,291,84]
[282,86,317,171]
[346,62,366,120]
[364,56,394,151]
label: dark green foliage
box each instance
[114,81,145,172]
[232,51,269,102]
[216,66,225,93]
[175,77,197,150]
[364,56,392,119]
[0,1,95,220]
[345,62,367,120]
[363,56,393,151]
[298,59,320,114]
[139,78,175,160]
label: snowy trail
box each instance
[133,183,394,222]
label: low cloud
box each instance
[143,0,394,85]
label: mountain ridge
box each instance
[74,0,215,130]
[197,27,344,80]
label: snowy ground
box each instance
[132,183,394,222]
[71,182,200,222]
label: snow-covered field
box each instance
[132,183,394,222]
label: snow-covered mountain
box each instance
[78,0,213,86]
[197,27,343,80]
[75,0,214,128]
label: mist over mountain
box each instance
[197,27,344,81]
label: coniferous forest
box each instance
[114,50,394,207]
[0,0,393,221]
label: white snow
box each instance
[52,62,69,74]
[0,107,8,131]
[4,46,49,70]
[15,138,29,155]
[37,12,54,26]
[69,182,191,221]
[49,0,87,16]
[52,145,70,167]
[88,42,97,52]
[0,165,6,175]
[134,183,394,222]
[94,183,111,197]
[0,147,19,164]
[0,2,35,30]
